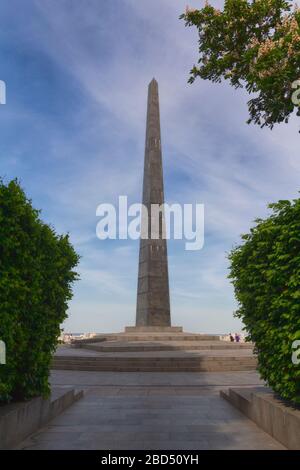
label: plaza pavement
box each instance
[17,370,285,450]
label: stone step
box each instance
[53,355,256,362]
[74,333,223,346]
[53,361,256,367]
[84,341,253,353]
[53,361,256,370]
[52,364,256,372]
[52,355,257,372]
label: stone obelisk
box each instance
[136,78,171,327]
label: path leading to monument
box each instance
[17,371,285,450]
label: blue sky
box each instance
[1,0,299,333]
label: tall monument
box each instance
[136,79,171,327]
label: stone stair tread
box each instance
[55,349,255,358]
[85,340,253,353]
[73,332,223,345]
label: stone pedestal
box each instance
[125,326,183,333]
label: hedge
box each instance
[229,197,300,404]
[0,180,79,403]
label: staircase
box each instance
[52,353,256,372]
[52,330,257,372]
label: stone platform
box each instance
[52,329,257,373]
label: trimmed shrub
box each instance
[0,179,79,403]
[229,197,300,404]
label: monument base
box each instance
[53,331,256,372]
[124,326,183,333]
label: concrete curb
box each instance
[0,387,83,449]
[221,386,300,449]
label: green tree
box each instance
[0,180,79,403]
[181,0,300,129]
[229,197,300,404]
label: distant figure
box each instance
[235,333,240,343]
[229,333,234,342]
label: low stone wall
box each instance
[0,387,83,449]
[221,387,300,450]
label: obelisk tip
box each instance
[149,77,158,86]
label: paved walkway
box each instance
[17,371,285,450]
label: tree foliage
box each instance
[181,0,300,129]
[0,180,79,403]
[229,197,300,404]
